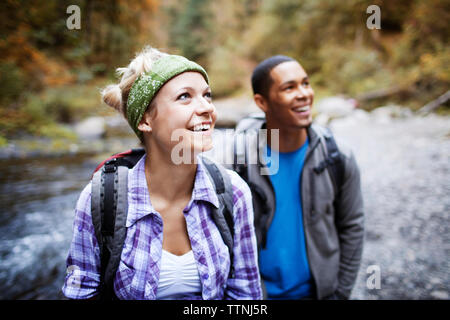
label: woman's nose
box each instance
[195,96,215,115]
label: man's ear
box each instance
[137,112,152,133]
[254,94,269,113]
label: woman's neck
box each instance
[144,147,197,202]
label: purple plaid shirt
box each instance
[62,155,262,300]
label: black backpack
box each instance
[91,148,235,300]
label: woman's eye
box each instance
[303,82,310,87]
[177,93,190,100]
[204,91,212,99]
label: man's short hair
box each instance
[251,55,295,98]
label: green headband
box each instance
[126,54,209,140]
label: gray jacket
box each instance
[229,117,364,299]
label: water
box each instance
[0,155,98,299]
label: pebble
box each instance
[430,290,448,300]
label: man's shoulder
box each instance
[310,123,355,160]
[235,112,265,133]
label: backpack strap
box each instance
[91,162,117,299]
[325,129,345,193]
[313,128,345,194]
[91,170,103,253]
[93,148,146,175]
[102,165,129,300]
[233,131,248,179]
[201,157,236,278]
[91,149,144,300]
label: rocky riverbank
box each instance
[330,113,449,299]
[0,97,259,160]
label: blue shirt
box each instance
[259,138,312,299]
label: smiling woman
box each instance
[61,46,262,300]
[139,71,216,163]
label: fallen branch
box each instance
[355,86,405,102]
[417,90,450,114]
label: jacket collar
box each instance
[126,155,219,228]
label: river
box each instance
[0,155,98,299]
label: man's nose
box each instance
[295,85,310,99]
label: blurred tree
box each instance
[0,0,448,137]
[169,0,213,66]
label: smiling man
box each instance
[232,55,365,300]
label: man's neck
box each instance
[266,123,308,153]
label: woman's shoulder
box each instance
[79,181,92,199]
[225,168,248,189]
[224,168,252,203]
[75,181,93,215]
[199,156,251,202]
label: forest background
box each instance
[0,0,448,145]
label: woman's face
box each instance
[138,71,216,162]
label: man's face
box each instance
[265,61,314,129]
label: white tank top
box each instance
[156,249,202,300]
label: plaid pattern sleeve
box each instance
[61,183,101,299]
[62,156,262,300]
[224,170,263,300]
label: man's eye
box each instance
[177,93,190,100]
[284,86,294,90]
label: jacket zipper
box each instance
[260,165,275,249]
[300,136,321,298]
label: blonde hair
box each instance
[101,46,168,118]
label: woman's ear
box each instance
[254,94,269,113]
[137,112,152,133]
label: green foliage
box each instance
[208,47,247,98]
[236,0,449,108]
[0,62,25,105]
[28,84,107,124]
[169,0,213,65]
[390,0,450,97]
[0,81,110,138]
[0,134,7,147]
[37,123,78,141]
[1,0,449,141]
[313,45,393,96]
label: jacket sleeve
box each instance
[224,170,263,300]
[334,150,365,298]
[62,183,101,299]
